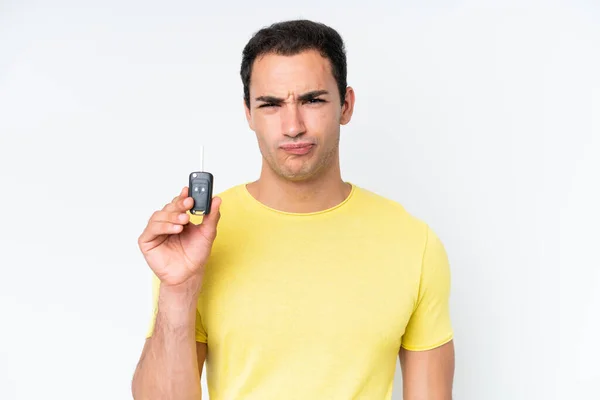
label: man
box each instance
[131,19,455,400]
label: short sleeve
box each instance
[401,225,454,351]
[145,272,208,343]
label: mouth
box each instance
[280,143,315,155]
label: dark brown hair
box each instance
[240,19,348,109]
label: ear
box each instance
[244,98,254,130]
[340,86,355,125]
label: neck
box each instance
[246,159,352,214]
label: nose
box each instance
[280,103,306,138]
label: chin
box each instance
[266,152,328,182]
[284,174,314,182]
[276,170,309,181]
[279,164,325,182]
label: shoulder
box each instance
[351,184,429,236]
[350,184,449,258]
[353,185,450,274]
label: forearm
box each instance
[132,280,202,400]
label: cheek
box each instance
[253,105,339,142]
[303,107,339,139]
[252,115,280,148]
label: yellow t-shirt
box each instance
[146,182,453,399]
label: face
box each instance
[244,49,354,182]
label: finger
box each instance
[173,186,188,202]
[151,209,190,226]
[139,188,192,247]
[138,220,183,245]
[164,187,193,213]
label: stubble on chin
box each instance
[268,141,339,182]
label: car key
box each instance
[188,145,214,215]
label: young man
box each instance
[131,19,455,400]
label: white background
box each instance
[1,0,599,399]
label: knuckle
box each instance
[153,221,167,233]
[168,213,179,223]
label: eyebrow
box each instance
[255,90,329,105]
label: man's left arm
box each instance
[399,340,455,400]
[399,224,455,399]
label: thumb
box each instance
[201,196,222,229]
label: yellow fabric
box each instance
[146,183,453,399]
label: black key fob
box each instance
[188,171,214,215]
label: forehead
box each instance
[249,49,336,96]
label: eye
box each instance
[258,103,278,108]
[306,98,325,104]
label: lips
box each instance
[280,143,314,155]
